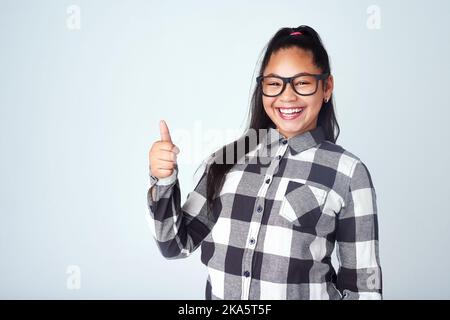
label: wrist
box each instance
[149,167,178,186]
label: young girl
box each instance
[147,25,382,300]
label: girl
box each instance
[147,25,382,300]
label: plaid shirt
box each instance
[147,125,382,300]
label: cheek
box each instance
[262,97,276,112]
[304,96,323,114]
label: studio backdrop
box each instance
[1,0,449,299]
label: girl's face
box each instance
[262,47,334,138]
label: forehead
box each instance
[264,47,320,76]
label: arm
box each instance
[146,156,217,259]
[335,160,383,300]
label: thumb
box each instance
[159,120,172,143]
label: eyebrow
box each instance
[264,71,311,77]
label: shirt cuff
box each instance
[341,290,382,300]
[149,167,178,187]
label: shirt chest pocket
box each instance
[279,181,328,227]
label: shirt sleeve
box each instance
[335,160,383,300]
[146,155,217,259]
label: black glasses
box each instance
[256,72,329,97]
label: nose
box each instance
[279,82,297,102]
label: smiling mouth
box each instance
[276,107,305,120]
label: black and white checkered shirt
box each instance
[147,125,382,300]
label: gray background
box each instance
[1,0,449,299]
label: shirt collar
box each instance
[262,125,327,156]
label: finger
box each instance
[156,157,177,164]
[158,141,174,153]
[159,120,172,143]
[157,149,178,161]
[158,142,179,153]
[156,161,175,170]
[154,168,173,175]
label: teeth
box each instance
[279,108,303,114]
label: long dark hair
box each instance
[197,25,340,216]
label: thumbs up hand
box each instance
[149,120,180,179]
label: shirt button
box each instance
[265,178,271,184]
[277,155,281,160]
[256,205,263,213]
[249,238,255,245]
[244,271,250,277]
[282,139,288,145]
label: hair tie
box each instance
[290,31,303,36]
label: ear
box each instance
[323,74,334,97]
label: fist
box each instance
[149,120,180,179]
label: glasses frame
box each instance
[256,72,330,97]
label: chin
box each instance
[278,121,305,131]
